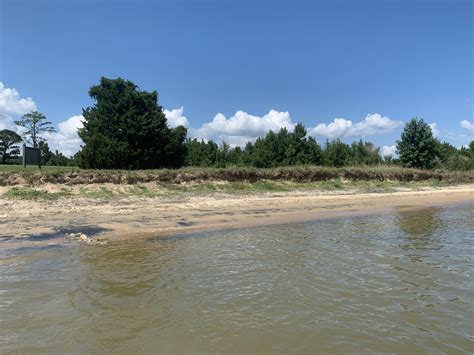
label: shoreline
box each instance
[1,184,473,247]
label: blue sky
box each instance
[1,0,472,156]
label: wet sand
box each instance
[1,184,473,247]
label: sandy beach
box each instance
[1,184,473,246]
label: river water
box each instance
[1,203,473,354]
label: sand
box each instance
[1,184,473,247]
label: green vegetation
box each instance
[2,176,468,201]
[184,124,473,170]
[0,165,471,187]
[436,140,474,171]
[183,128,383,169]
[14,111,56,148]
[0,164,76,173]
[4,187,72,200]
[38,141,74,166]
[0,129,22,164]
[78,186,115,199]
[76,77,187,169]
[396,117,437,169]
[2,77,473,172]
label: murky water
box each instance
[1,203,473,354]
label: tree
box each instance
[444,141,474,171]
[227,146,244,166]
[181,123,387,169]
[14,111,56,148]
[396,117,437,169]
[184,139,219,167]
[434,140,458,165]
[306,136,323,165]
[323,139,351,167]
[48,152,74,166]
[77,77,187,169]
[350,139,382,165]
[216,141,231,168]
[38,141,54,165]
[251,131,278,168]
[0,129,22,164]
[286,123,308,165]
[30,141,73,166]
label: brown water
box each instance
[1,203,473,354]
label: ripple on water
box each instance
[0,203,473,354]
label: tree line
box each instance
[184,129,383,168]
[1,77,473,170]
[183,122,473,170]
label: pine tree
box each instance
[396,118,437,169]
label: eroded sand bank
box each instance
[1,185,473,248]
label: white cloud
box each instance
[0,83,83,156]
[50,107,191,156]
[0,84,426,157]
[45,115,84,157]
[429,122,439,137]
[0,82,37,131]
[311,118,353,139]
[382,145,397,157]
[43,107,192,157]
[164,106,189,128]
[310,113,402,139]
[189,109,295,146]
[460,120,474,133]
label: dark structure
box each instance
[22,144,41,169]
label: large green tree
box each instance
[77,77,187,169]
[184,139,219,167]
[351,139,382,165]
[14,111,56,148]
[434,140,458,165]
[0,129,22,164]
[396,118,437,169]
[323,139,351,167]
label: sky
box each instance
[1,0,473,157]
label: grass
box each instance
[0,164,472,202]
[1,178,467,201]
[1,164,472,182]
[127,185,163,198]
[158,178,454,195]
[4,187,72,200]
[0,164,78,173]
[78,186,115,199]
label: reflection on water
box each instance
[395,207,443,237]
[1,203,473,354]
[395,207,445,262]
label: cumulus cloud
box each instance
[0,82,37,131]
[382,145,397,157]
[0,84,416,157]
[310,113,402,139]
[310,118,353,139]
[44,107,192,157]
[429,122,439,137]
[47,107,191,156]
[164,107,189,128]
[460,120,474,132]
[45,115,84,157]
[189,109,295,146]
[46,107,190,156]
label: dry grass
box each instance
[1,177,470,201]
[0,165,472,187]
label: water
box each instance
[1,203,473,354]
